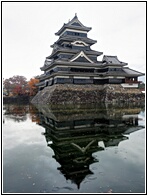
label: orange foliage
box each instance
[28,78,39,96]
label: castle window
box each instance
[66,31,87,37]
[70,68,94,73]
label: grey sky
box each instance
[2,2,146,81]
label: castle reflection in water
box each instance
[3,102,144,189]
[32,103,144,189]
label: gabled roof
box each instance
[55,14,92,36]
[68,14,91,28]
[69,51,94,63]
[47,46,102,59]
[102,55,127,66]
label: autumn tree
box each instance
[28,78,39,96]
[3,75,28,96]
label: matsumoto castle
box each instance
[36,14,144,90]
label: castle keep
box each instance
[32,14,144,104]
[36,14,144,90]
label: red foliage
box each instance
[3,75,28,96]
[3,75,39,96]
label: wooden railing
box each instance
[125,80,141,84]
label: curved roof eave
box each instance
[55,25,92,36]
[55,36,97,45]
[47,48,103,59]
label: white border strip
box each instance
[54,76,70,79]
[74,76,90,79]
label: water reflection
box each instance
[3,104,40,123]
[33,103,144,189]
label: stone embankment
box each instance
[31,84,145,104]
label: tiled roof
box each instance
[55,15,91,36]
[54,35,97,45]
[102,55,127,66]
[106,70,127,76]
[123,68,144,76]
[47,47,103,59]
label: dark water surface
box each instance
[3,103,145,193]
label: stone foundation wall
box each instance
[31,84,145,104]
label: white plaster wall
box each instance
[121,83,138,88]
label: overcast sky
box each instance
[2,2,146,81]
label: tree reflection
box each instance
[28,104,40,123]
[34,103,144,189]
[3,104,29,122]
[3,104,40,123]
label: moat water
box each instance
[3,103,145,193]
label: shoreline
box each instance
[3,84,145,105]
